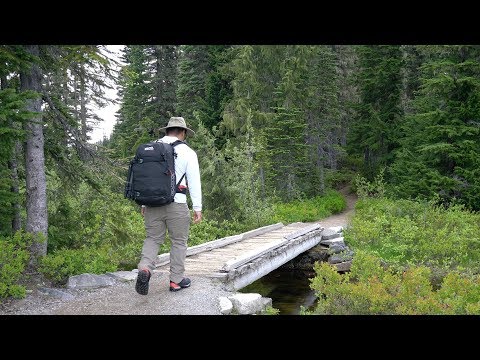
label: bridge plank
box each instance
[156,222,327,288]
[221,238,289,272]
[283,223,323,241]
[155,222,284,267]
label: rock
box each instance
[219,296,233,315]
[328,250,354,264]
[329,226,343,234]
[327,243,348,255]
[321,228,342,240]
[106,271,137,282]
[260,297,272,310]
[281,246,330,270]
[38,287,75,300]
[320,237,345,246]
[67,273,116,290]
[228,293,264,315]
[334,260,352,272]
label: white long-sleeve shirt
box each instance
[158,135,202,211]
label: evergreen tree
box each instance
[332,45,358,150]
[0,46,33,235]
[147,45,178,121]
[223,45,345,200]
[266,46,310,200]
[390,45,480,210]
[209,45,274,217]
[176,45,210,125]
[109,46,154,159]
[110,45,179,159]
[304,46,341,195]
[196,46,233,134]
[348,45,404,179]
[400,45,425,115]
[176,45,233,147]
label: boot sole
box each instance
[135,271,150,295]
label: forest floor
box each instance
[0,187,358,316]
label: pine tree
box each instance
[390,45,480,210]
[266,46,311,200]
[348,45,404,179]
[176,45,233,148]
[0,46,32,235]
[209,45,274,218]
[176,45,210,126]
[110,46,153,159]
[197,46,233,134]
[332,45,358,150]
[110,45,179,159]
[400,45,425,115]
[147,45,178,122]
[304,46,341,195]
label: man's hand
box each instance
[193,210,202,224]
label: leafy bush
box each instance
[48,181,146,252]
[262,306,280,315]
[346,197,480,273]
[272,190,346,224]
[308,251,480,315]
[308,193,480,314]
[353,167,386,199]
[188,218,248,247]
[39,245,119,285]
[0,231,34,300]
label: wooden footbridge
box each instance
[155,222,328,291]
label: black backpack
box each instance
[124,140,185,207]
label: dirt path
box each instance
[308,186,357,229]
[0,188,358,315]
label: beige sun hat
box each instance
[158,116,195,136]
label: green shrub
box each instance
[262,306,280,315]
[308,250,480,315]
[346,197,480,273]
[353,168,386,199]
[48,181,146,252]
[0,231,34,301]
[188,218,248,247]
[39,245,119,285]
[272,190,346,224]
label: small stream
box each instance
[240,267,318,315]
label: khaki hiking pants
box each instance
[138,202,191,284]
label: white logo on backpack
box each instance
[144,146,154,151]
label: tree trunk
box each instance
[20,45,48,267]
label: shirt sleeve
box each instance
[186,150,202,211]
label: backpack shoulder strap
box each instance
[169,140,187,192]
[170,140,184,147]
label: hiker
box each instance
[135,116,202,295]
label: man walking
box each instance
[135,116,202,295]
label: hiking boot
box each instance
[135,269,151,295]
[169,278,191,292]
